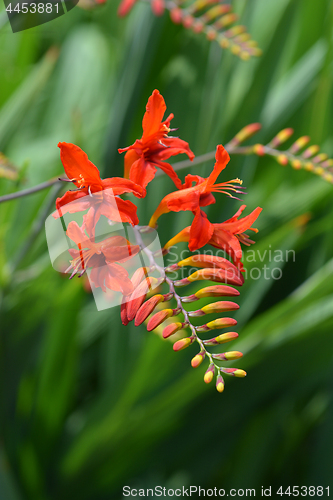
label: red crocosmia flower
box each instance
[164,205,262,271]
[118,0,164,17]
[118,90,194,190]
[54,142,144,228]
[66,221,140,295]
[149,144,244,227]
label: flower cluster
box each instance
[54,89,262,392]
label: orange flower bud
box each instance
[191,352,205,368]
[302,145,320,159]
[170,7,182,23]
[216,374,225,393]
[134,294,165,326]
[163,322,184,339]
[277,154,289,166]
[215,13,238,28]
[205,5,232,21]
[253,144,265,156]
[205,317,238,330]
[147,309,175,332]
[179,268,244,287]
[195,285,240,299]
[291,159,302,170]
[321,159,333,168]
[222,368,247,377]
[228,123,261,148]
[312,153,328,164]
[127,277,161,322]
[212,351,243,361]
[173,337,194,352]
[289,136,310,154]
[201,301,239,314]
[204,364,215,384]
[269,128,294,148]
[206,28,217,41]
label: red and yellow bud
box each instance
[191,352,205,368]
[321,159,333,168]
[277,154,288,166]
[291,159,302,170]
[174,268,243,287]
[212,351,243,361]
[205,317,237,330]
[195,285,240,299]
[163,322,184,339]
[253,144,265,156]
[134,294,165,326]
[127,276,161,322]
[221,367,247,377]
[183,15,194,29]
[204,364,215,383]
[302,145,320,159]
[216,374,225,393]
[228,123,261,148]
[203,331,239,346]
[289,136,310,154]
[173,336,194,352]
[215,13,238,28]
[201,301,239,315]
[205,4,231,21]
[304,162,314,172]
[312,153,328,164]
[206,27,217,41]
[147,308,176,332]
[269,128,294,148]
[170,7,182,23]
[177,255,241,277]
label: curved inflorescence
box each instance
[118,0,261,61]
[51,89,262,393]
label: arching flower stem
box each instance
[132,225,225,375]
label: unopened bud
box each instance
[203,332,239,346]
[290,136,310,154]
[253,144,265,156]
[204,364,215,384]
[302,145,320,159]
[173,337,194,352]
[277,154,289,166]
[191,352,205,368]
[212,351,243,361]
[216,374,225,393]
[163,322,184,339]
[222,368,247,377]
[269,128,294,148]
[228,123,261,148]
[135,294,165,326]
[147,309,175,332]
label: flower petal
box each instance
[142,90,167,141]
[188,209,214,251]
[206,144,230,187]
[129,157,157,189]
[58,142,102,190]
[54,190,91,218]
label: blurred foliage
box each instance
[0,0,333,499]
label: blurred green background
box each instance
[1,0,333,498]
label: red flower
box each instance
[118,90,194,190]
[66,220,140,295]
[149,144,243,227]
[118,0,164,17]
[164,205,262,271]
[54,142,144,228]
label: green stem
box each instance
[0,177,62,204]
